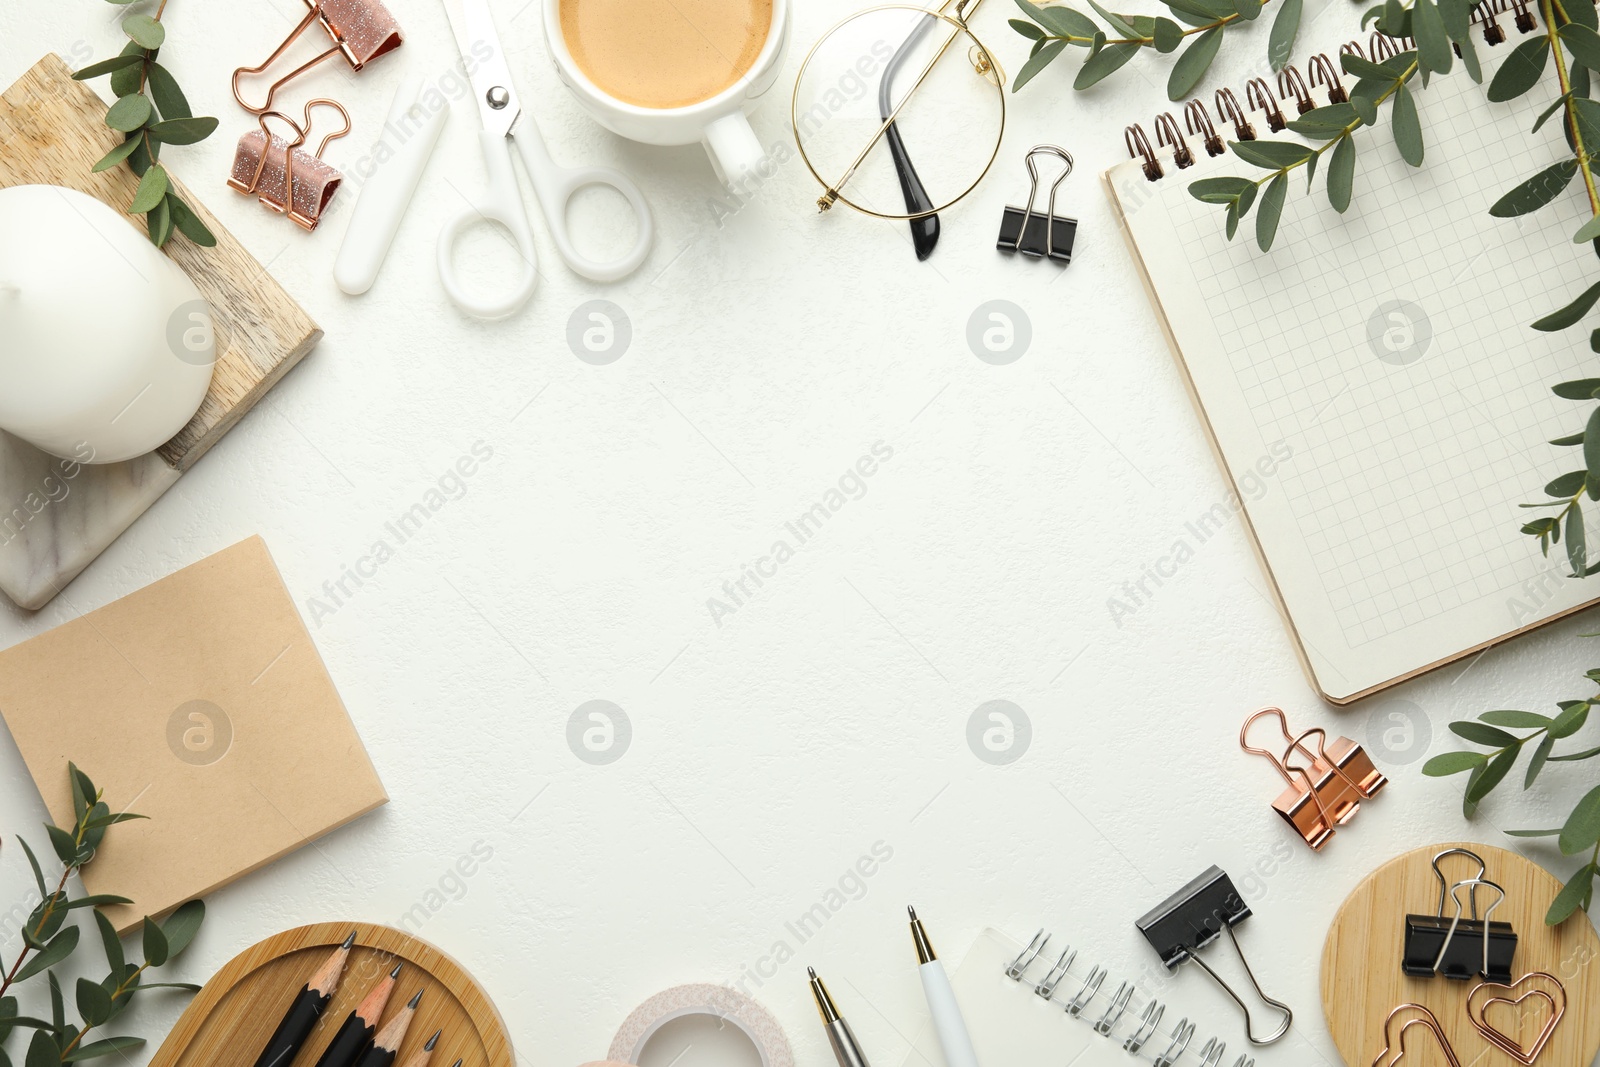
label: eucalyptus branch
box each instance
[0,764,204,1065]
[1425,692,1600,924]
[70,0,217,248]
[1009,0,1304,99]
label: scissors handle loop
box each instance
[514,130,653,283]
[437,131,540,318]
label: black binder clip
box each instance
[997,145,1077,265]
[1401,848,1517,983]
[1137,866,1293,1046]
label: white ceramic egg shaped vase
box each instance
[0,184,216,464]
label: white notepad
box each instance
[1104,25,1599,702]
[896,929,1227,1067]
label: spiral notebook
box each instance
[1103,12,1600,703]
[895,928,1233,1067]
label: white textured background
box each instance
[2,0,1599,1065]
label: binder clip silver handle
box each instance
[1184,924,1294,1045]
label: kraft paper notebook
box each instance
[895,928,1231,1067]
[0,536,386,931]
[1103,18,1600,703]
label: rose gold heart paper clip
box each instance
[1370,1004,1462,1067]
[1467,972,1566,1065]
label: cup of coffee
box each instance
[542,0,790,186]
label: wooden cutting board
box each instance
[1321,841,1600,1067]
[151,923,512,1067]
[0,53,320,610]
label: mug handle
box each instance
[702,112,768,189]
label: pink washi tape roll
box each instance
[606,984,794,1067]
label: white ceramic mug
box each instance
[541,0,791,187]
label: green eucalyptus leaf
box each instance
[1451,720,1520,746]
[1087,0,1139,36]
[1526,733,1556,787]
[1287,101,1358,135]
[159,900,205,960]
[1488,35,1550,102]
[44,824,80,865]
[94,911,124,975]
[16,927,80,984]
[1412,0,1452,73]
[1267,0,1301,69]
[90,133,139,173]
[63,1037,146,1063]
[1014,39,1067,89]
[1230,138,1315,168]
[1235,180,1257,217]
[1550,743,1600,760]
[1327,134,1356,212]
[167,195,216,248]
[1467,745,1519,803]
[1490,160,1578,217]
[1481,709,1554,728]
[1255,171,1286,251]
[108,42,147,98]
[147,196,172,247]
[1073,41,1139,88]
[1563,23,1600,73]
[145,62,192,120]
[1576,213,1600,245]
[1391,81,1424,165]
[142,916,169,967]
[1546,863,1598,924]
[1153,16,1183,51]
[1226,201,1241,239]
[24,1029,57,1067]
[1422,750,1488,775]
[1568,499,1588,576]
[47,974,63,1031]
[1038,4,1100,36]
[128,164,168,215]
[1010,17,1047,37]
[104,93,152,133]
[1551,700,1592,737]
[71,53,144,81]
[1232,0,1260,20]
[1189,176,1254,202]
[75,978,111,1028]
[1534,283,1600,331]
[1168,26,1223,100]
[1559,782,1600,854]
[17,837,47,896]
[1583,406,1600,498]
[122,14,166,48]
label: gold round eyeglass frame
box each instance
[790,0,1006,220]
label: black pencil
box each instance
[352,990,422,1067]
[253,932,357,1067]
[312,962,402,1067]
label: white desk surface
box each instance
[2,1,1597,1066]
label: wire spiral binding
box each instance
[1004,929,1225,1065]
[1123,0,1531,182]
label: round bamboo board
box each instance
[1321,842,1600,1066]
[148,922,511,1067]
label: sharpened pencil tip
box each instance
[407,990,423,1009]
[390,962,403,978]
[341,931,357,949]
[808,966,817,979]
[449,1060,462,1067]
[424,1031,441,1051]
[907,905,917,919]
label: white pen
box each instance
[908,906,980,1067]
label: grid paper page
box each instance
[1106,29,1600,701]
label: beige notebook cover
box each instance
[0,536,386,931]
[1103,27,1599,703]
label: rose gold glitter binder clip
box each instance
[228,100,351,230]
[1239,707,1387,851]
[232,0,405,116]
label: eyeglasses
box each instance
[791,0,1005,223]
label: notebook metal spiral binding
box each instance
[1123,1,1529,182]
[1005,929,1228,1065]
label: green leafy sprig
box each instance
[1423,696,1600,925]
[1,764,204,1066]
[1008,0,1303,99]
[70,0,217,248]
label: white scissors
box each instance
[438,0,654,317]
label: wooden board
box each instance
[1321,841,1600,1066]
[150,923,511,1067]
[0,53,321,472]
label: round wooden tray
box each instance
[1321,842,1600,1066]
[149,922,511,1067]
